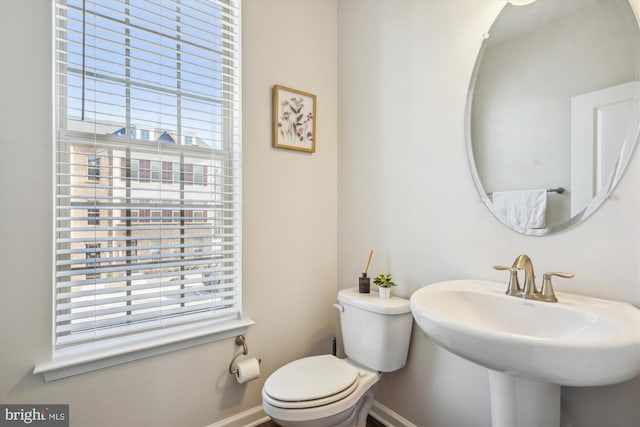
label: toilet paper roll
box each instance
[235,357,261,384]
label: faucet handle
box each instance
[493,265,521,296]
[540,272,574,302]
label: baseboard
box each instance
[206,405,270,427]
[369,400,417,427]
[206,400,416,427]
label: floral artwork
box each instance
[273,85,316,153]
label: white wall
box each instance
[0,0,337,426]
[473,1,638,226]
[338,0,640,426]
[3,0,639,426]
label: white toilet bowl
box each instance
[262,355,381,427]
[262,289,413,427]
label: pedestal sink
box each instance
[410,280,640,427]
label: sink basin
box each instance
[411,280,640,427]
[410,279,640,386]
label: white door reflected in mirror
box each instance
[466,0,640,235]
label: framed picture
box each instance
[273,85,316,153]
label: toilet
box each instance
[262,288,413,427]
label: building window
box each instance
[172,162,180,183]
[128,159,140,180]
[157,131,175,144]
[193,164,205,185]
[127,239,137,258]
[85,243,101,279]
[88,208,99,225]
[150,161,161,182]
[85,243,100,261]
[87,155,100,180]
[139,159,151,182]
[54,0,242,352]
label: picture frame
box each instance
[273,85,316,153]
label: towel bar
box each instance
[487,187,564,196]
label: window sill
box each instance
[33,318,254,382]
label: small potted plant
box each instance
[373,273,396,299]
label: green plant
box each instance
[373,273,396,288]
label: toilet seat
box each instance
[263,355,360,409]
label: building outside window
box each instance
[150,161,161,182]
[85,243,101,279]
[85,243,100,261]
[129,158,140,180]
[53,0,242,354]
[172,162,180,183]
[128,239,138,258]
[87,155,100,180]
[193,164,205,185]
[87,208,99,225]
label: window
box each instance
[85,243,101,279]
[193,164,205,185]
[150,210,162,221]
[87,208,99,225]
[129,159,140,180]
[157,132,175,143]
[53,0,242,352]
[150,161,161,182]
[172,162,181,184]
[128,239,138,258]
[85,243,101,262]
[87,155,100,180]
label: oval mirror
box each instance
[466,0,640,236]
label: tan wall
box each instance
[4,0,638,426]
[0,1,338,426]
[338,1,640,426]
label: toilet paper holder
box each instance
[228,335,261,375]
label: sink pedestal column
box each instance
[488,370,560,427]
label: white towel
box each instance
[492,189,547,230]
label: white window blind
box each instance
[54,0,242,349]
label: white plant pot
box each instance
[378,287,392,299]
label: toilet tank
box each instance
[337,288,413,372]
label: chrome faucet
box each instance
[494,254,574,302]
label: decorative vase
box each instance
[359,273,370,293]
[378,287,392,299]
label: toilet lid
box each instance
[263,355,359,406]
